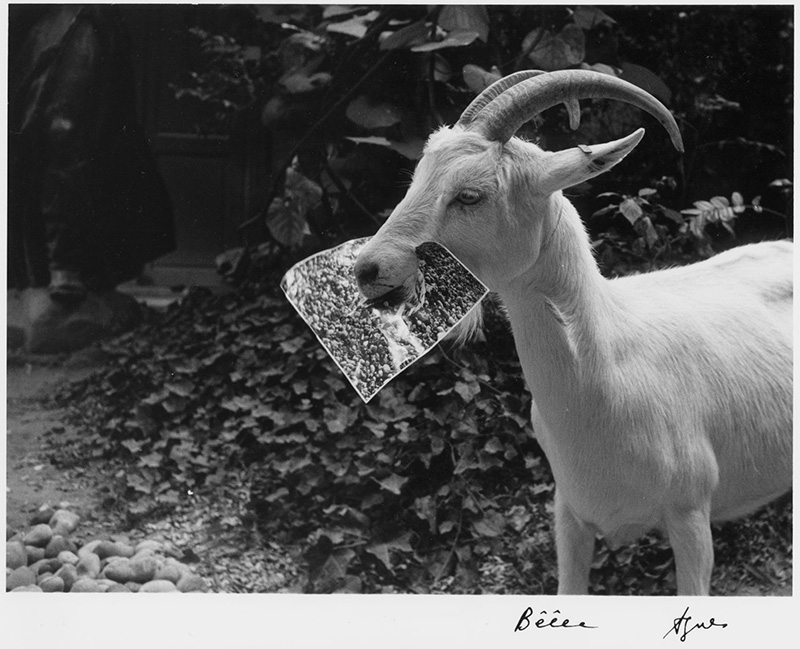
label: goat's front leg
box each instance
[665,505,713,596]
[554,488,595,594]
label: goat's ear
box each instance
[539,128,645,194]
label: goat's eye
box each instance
[456,189,482,206]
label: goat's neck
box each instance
[499,195,617,426]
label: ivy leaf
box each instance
[365,532,413,569]
[471,510,506,538]
[127,473,152,494]
[455,380,481,402]
[377,473,408,495]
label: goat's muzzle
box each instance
[353,242,420,305]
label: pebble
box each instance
[76,553,101,579]
[154,563,182,584]
[6,541,27,570]
[134,539,163,554]
[10,506,210,594]
[55,564,78,590]
[139,579,179,593]
[95,540,135,560]
[25,545,45,564]
[176,572,208,593]
[103,558,134,583]
[45,535,76,559]
[22,524,53,548]
[7,566,36,591]
[164,557,193,577]
[129,555,158,583]
[30,558,62,576]
[30,505,56,526]
[71,578,105,593]
[77,539,104,560]
[39,575,66,592]
[49,510,81,536]
[57,550,80,566]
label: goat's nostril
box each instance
[355,261,380,285]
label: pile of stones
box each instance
[6,506,208,593]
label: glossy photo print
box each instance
[281,239,488,401]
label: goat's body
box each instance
[354,76,792,594]
[502,196,792,591]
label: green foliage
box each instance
[50,266,561,592]
[588,179,788,275]
[175,5,709,252]
[173,5,791,265]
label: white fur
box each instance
[354,125,793,595]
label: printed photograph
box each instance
[281,239,488,402]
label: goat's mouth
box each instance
[355,270,426,315]
[366,285,409,310]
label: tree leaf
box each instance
[580,61,620,77]
[411,30,480,52]
[462,63,501,94]
[526,24,585,71]
[279,71,332,94]
[439,5,490,42]
[346,95,403,129]
[326,11,380,39]
[619,197,643,225]
[267,167,320,248]
[620,62,672,105]
[572,5,617,30]
[379,20,428,50]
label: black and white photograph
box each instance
[282,238,488,401]
[3,4,795,647]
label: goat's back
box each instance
[606,240,792,521]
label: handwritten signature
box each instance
[663,606,728,642]
[515,607,598,631]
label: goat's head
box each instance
[354,69,683,300]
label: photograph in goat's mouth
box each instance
[281,239,488,401]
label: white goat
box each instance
[353,70,793,595]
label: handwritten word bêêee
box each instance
[663,606,728,642]
[514,608,598,632]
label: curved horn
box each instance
[458,69,582,131]
[468,69,684,152]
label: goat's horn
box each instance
[469,69,684,152]
[458,69,582,131]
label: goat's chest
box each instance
[530,403,670,538]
